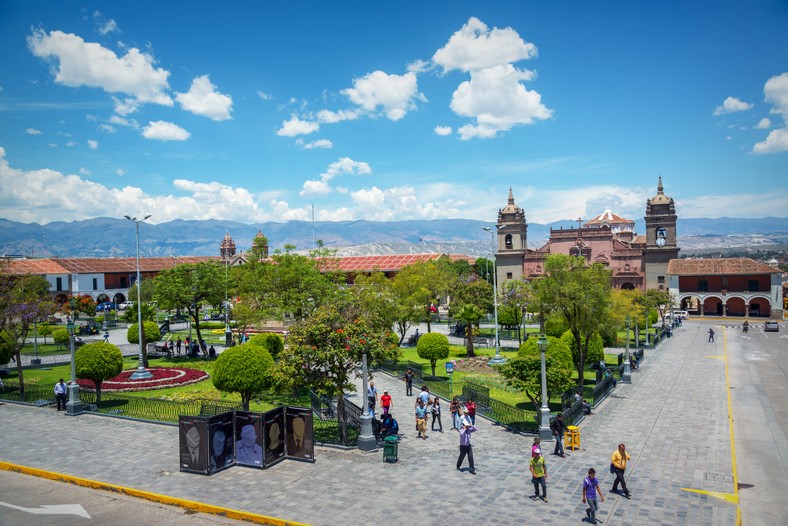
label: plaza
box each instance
[2,319,786,525]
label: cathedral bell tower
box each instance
[494,188,528,287]
[643,177,679,290]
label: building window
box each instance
[748,279,759,292]
[657,276,665,284]
[698,280,708,292]
[120,276,127,288]
[506,272,513,279]
[93,278,98,290]
[505,234,513,249]
[56,277,62,291]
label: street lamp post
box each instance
[537,334,552,439]
[482,227,505,365]
[621,316,632,383]
[65,320,84,416]
[357,343,376,451]
[124,215,152,380]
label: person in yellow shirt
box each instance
[610,443,631,497]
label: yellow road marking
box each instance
[681,328,741,526]
[0,461,307,526]
[705,356,723,359]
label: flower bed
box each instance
[76,367,209,392]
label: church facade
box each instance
[495,178,679,292]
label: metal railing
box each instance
[76,391,242,423]
[593,373,616,405]
[0,381,55,406]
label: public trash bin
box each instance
[383,436,399,463]
[565,425,581,451]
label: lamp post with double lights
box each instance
[357,339,376,451]
[124,215,153,380]
[621,316,632,383]
[537,334,552,439]
[481,227,505,365]
[65,319,84,416]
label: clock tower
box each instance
[643,177,679,290]
[494,188,528,288]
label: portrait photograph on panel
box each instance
[234,411,264,468]
[285,406,315,462]
[263,407,285,467]
[179,416,209,474]
[208,411,235,474]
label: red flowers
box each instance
[76,367,209,392]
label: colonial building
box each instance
[495,178,679,291]
[667,258,783,319]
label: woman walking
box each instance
[450,397,461,430]
[431,397,443,432]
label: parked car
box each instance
[764,321,779,332]
[96,302,115,312]
[118,301,134,310]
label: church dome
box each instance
[501,187,523,214]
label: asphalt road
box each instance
[0,470,246,526]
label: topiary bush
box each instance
[544,313,569,338]
[247,332,285,361]
[127,321,161,344]
[416,332,450,376]
[212,343,274,410]
[75,341,123,406]
[560,330,605,369]
[53,328,70,349]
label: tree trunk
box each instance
[425,306,432,333]
[95,382,102,407]
[430,360,437,377]
[242,392,251,411]
[465,325,476,357]
[141,321,149,367]
[336,395,348,445]
[14,350,25,400]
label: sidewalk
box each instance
[1,322,773,525]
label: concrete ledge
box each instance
[0,461,306,526]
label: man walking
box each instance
[530,449,548,502]
[610,443,631,497]
[415,398,428,439]
[404,368,414,396]
[54,378,67,411]
[367,381,378,416]
[176,337,182,354]
[551,413,566,458]
[582,468,605,523]
[708,328,715,342]
[456,421,477,474]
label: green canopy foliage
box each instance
[212,343,274,410]
[247,332,285,361]
[127,321,161,344]
[561,330,604,366]
[75,341,123,406]
[416,332,450,376]
[498,335,574,413]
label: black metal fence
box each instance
[0,382,55,406]
[308,389,362,446]
[593,373,616,405]
[462,382,490,407]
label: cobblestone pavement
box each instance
[2,321,784,525]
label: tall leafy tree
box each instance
[350,272,398,334]
[0,266,53,399]
[153,262,227,350]
[499,279,532,344]
[453,304,485,357]
[273,300,397,445]
[535,254,612,388]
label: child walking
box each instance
[582,468,605,523]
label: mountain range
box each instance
[0,217,786,259]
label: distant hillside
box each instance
[0,216,786,259]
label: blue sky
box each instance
[1,1,786,226]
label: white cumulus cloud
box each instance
[87,139,98,149]
[276,115,319,136]
[175,75,233,121]
[755,117,771,129]
[26,128,42,135]
[317,108,360,123]
[754,72,788,154]
[451,64,552,139]
[434,126,452,136]
[299,157,371,197]
[297,138,333,150]
[343,70,422,121]
[713,96,753,116]
[432,17,537,73]
[142,120,190,141]
[27,29,172,114]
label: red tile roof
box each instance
[5,256,220,275]
[318,253,473,272]
[667,258,778,276]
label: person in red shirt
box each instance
[465,398,477,425]
[380,390,392,415]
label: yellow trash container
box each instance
[564,425,581,450]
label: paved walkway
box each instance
[1,322,785,524]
